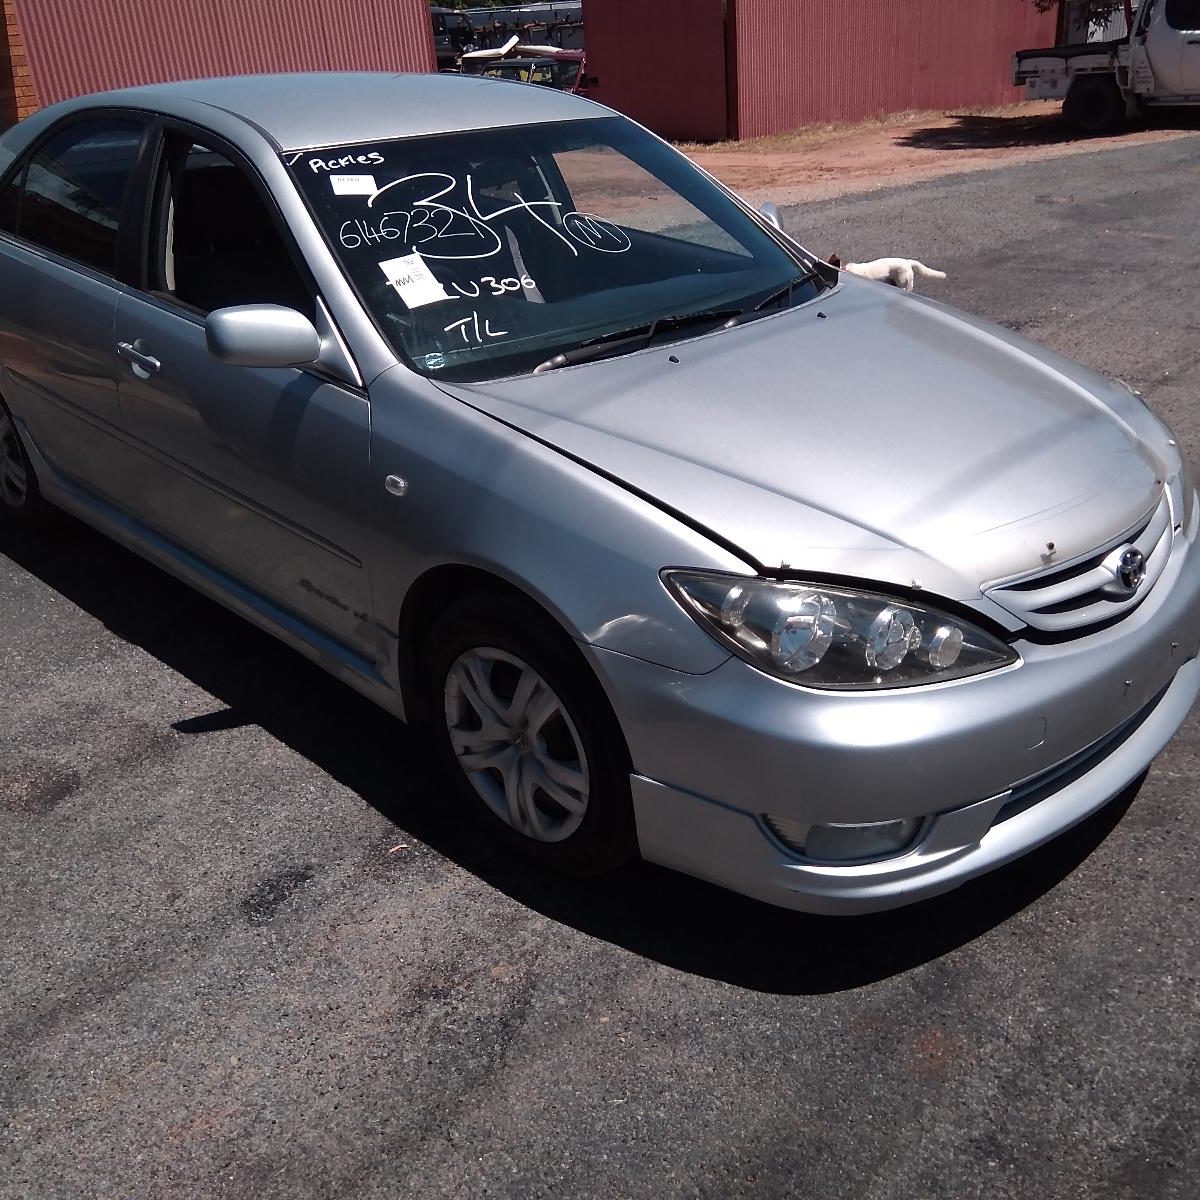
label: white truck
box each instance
[1013,0,1200,133]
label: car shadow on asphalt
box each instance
[1,513,1141,996]
[898,109,1200,152]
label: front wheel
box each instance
[422,593,637,875]
[1063,76,1125,136]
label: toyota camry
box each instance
[1,72,1196,913]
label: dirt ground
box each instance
[683,99,1200,205]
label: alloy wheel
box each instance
[0,409,29,510]
[443,647,590,843]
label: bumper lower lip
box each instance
[628,656,1200,914]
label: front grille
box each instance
[984,491,1172,634]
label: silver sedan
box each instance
[1,73,1197,913]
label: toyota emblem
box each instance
[1116,547,1147,595]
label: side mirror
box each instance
[206,304,322,369]
[760,202,785,232]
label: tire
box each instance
[1063,76,1125,136]
[0,398,41,523]
[421,592,637,875]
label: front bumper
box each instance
[587,510,1200,914]
[628,658,1198,913]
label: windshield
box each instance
[287,116,821,382]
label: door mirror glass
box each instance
[206,304,321,368]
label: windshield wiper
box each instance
[532,307,742,374]
[743,267,827,317]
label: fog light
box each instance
[764,814,923,863]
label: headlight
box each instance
[662,570,1018,690]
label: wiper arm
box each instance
[745,267,826,316]
[533,307,742,374]
[533,323,653,374]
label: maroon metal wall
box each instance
[730,0,1059,139]
[14,0,435,108]
[584,0,729,143]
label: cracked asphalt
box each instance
[2,135,1198,1199]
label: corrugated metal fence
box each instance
[585,0,729,143]
[14,0,435,107]
[731,0,1059,138]
[586,0,1060,142]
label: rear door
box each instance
[112,127,377,658]
[0,114,150,495]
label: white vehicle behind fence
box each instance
[1014,0,1200,133]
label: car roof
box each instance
[56,71,603,153]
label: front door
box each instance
[1146,0,1200,92]
[113,134,377,658]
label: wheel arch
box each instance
[1063,72,1125,134]
[396,561,593,723]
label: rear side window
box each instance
[2,118,145,274]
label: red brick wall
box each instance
[1,0,37,128]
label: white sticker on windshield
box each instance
[378,252,452,309]
[330,173,377,196]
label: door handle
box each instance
[116,340,161,378]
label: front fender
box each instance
[366,367,750,681]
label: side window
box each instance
[157,142,313,317]
[11,119,145,274]
[1166,0,1200,29]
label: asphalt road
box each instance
[3,136,1199,1199]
